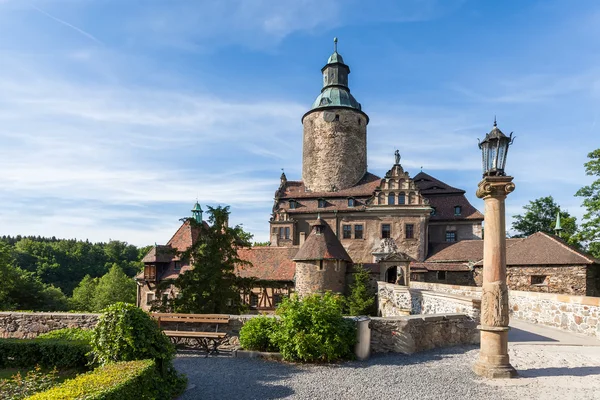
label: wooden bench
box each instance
[152,313,229,355]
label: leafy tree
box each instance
[575,149,600,258]
[72,275,99,312]
[346,264,375,316]
[511,196,578,244]
[93,264,136,310]
[171,206,253,314]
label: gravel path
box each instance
[174,346,508,400]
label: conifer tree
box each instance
[346,264,375,316]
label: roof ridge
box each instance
[532,231,598,264]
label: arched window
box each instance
[388,192,395,205]
[378,192,384,205]
[398,192,406,205]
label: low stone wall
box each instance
[409,281,600,339]
[370,314,479,354]
[409,281,482,298]
[0,312,100,339]
[509,291,600,338]
[378,282,481,320]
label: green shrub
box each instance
[346,264,375,316]
[0,338,90,369]
[25,360,158,400]
[90,303,186,398]
[90,303,174,366]
[0,365,59,400]
[272,293,356,363]
[239,316,279,352]
[38,328,93,343]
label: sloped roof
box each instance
[279,172,381,199]
[236,247,298,281]
[166,220,203,252]
[474,232,598,266]
[410,262,471,272]
[413,172,465,195]
[428,195,483,221]
[141,245,175,263]
[293,219,352,262]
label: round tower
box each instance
[293,218,352,297]
[301,38,369,192]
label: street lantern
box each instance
[478,118,515,177]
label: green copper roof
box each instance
[311,87,361,110]
[191,202,203,212]
[327,51,344,64]
[555,210,562,231]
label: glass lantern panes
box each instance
[478,122,514,177]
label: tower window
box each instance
[318,260,324,270]
[445,231,457,242]
[454,206,462,216]
[382,224,391,239]
[342,225,351,239]
[318,199,326,208]
[405,224,414,239]
[348,198,355,207]
[354,224,363,239]
[285,227,290,240]
[388,193,395,205]
[334,114,339,121]
[399,192,405,205]
[358,118,361,125]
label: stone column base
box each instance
[473,325,517,379]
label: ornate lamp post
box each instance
[473,119,517,379]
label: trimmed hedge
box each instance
[0,338,90,369]
[26,359,158,400]
[38,327,93,343]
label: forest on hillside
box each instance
[0,235,151,312]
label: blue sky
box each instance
[0,0,599,246]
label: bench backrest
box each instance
[151,313,229,325]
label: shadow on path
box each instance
[175,354,299,400]
[518,366,600,378]
[508,327,558,343]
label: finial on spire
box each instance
[493,115,497,127]
[420,166,423,172]
[333,37,338,53]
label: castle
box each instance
[136,40,599,311]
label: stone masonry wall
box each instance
[0,312,99,339]
[294,260,347,297]
[370,314,479,354]
[302,109,367,192]
[378,282,481,320]
[409,281,600,339]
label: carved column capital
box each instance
[476,176,515,199]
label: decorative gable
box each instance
[369,161,428,206]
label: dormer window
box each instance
[318,199,326,208]
[431,207,437,216]
[315,225,324,235]
[174,261,181,271]
[454,206,462,216]
[289,200,297,209]
[348,198,355,207]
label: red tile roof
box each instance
[279,172,381,199]
[236,246,298,281]
[293,219,352,262]
[410,262,471,272]
[141,245,175,263]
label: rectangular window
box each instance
[437,271,446,280]
[354,225,363,239]
[146,292,155,304]
[531,275,547,285]
[279,227,284,239]
[405,224,414,239]
[382,224,391,239]
[454,206,462,216]
[285,227,290,240]
[342,225,352,239]
[445,231,456,242]
[174,261,181,271]
[250,293,259,308]
[273,294,283,306]
[289,200,296,209]
[348,198,355,207]
[318,199,326,208]
[319,260,324,270]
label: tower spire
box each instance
[333,37,338,53]
[554,210,563,237]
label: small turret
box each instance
[554,210,563,237]
[191,202,203,224]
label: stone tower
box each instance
[301,38,369,192]
[292,217,352,297]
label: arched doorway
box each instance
[385,266,397,284]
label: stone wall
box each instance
[378,282,481,319]
[370,314,479,353]
[0,312,99,339]
[294,260,347,297]
[509,291,600,338]
[409,281,600,339]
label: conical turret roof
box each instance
[293,218,352,262]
